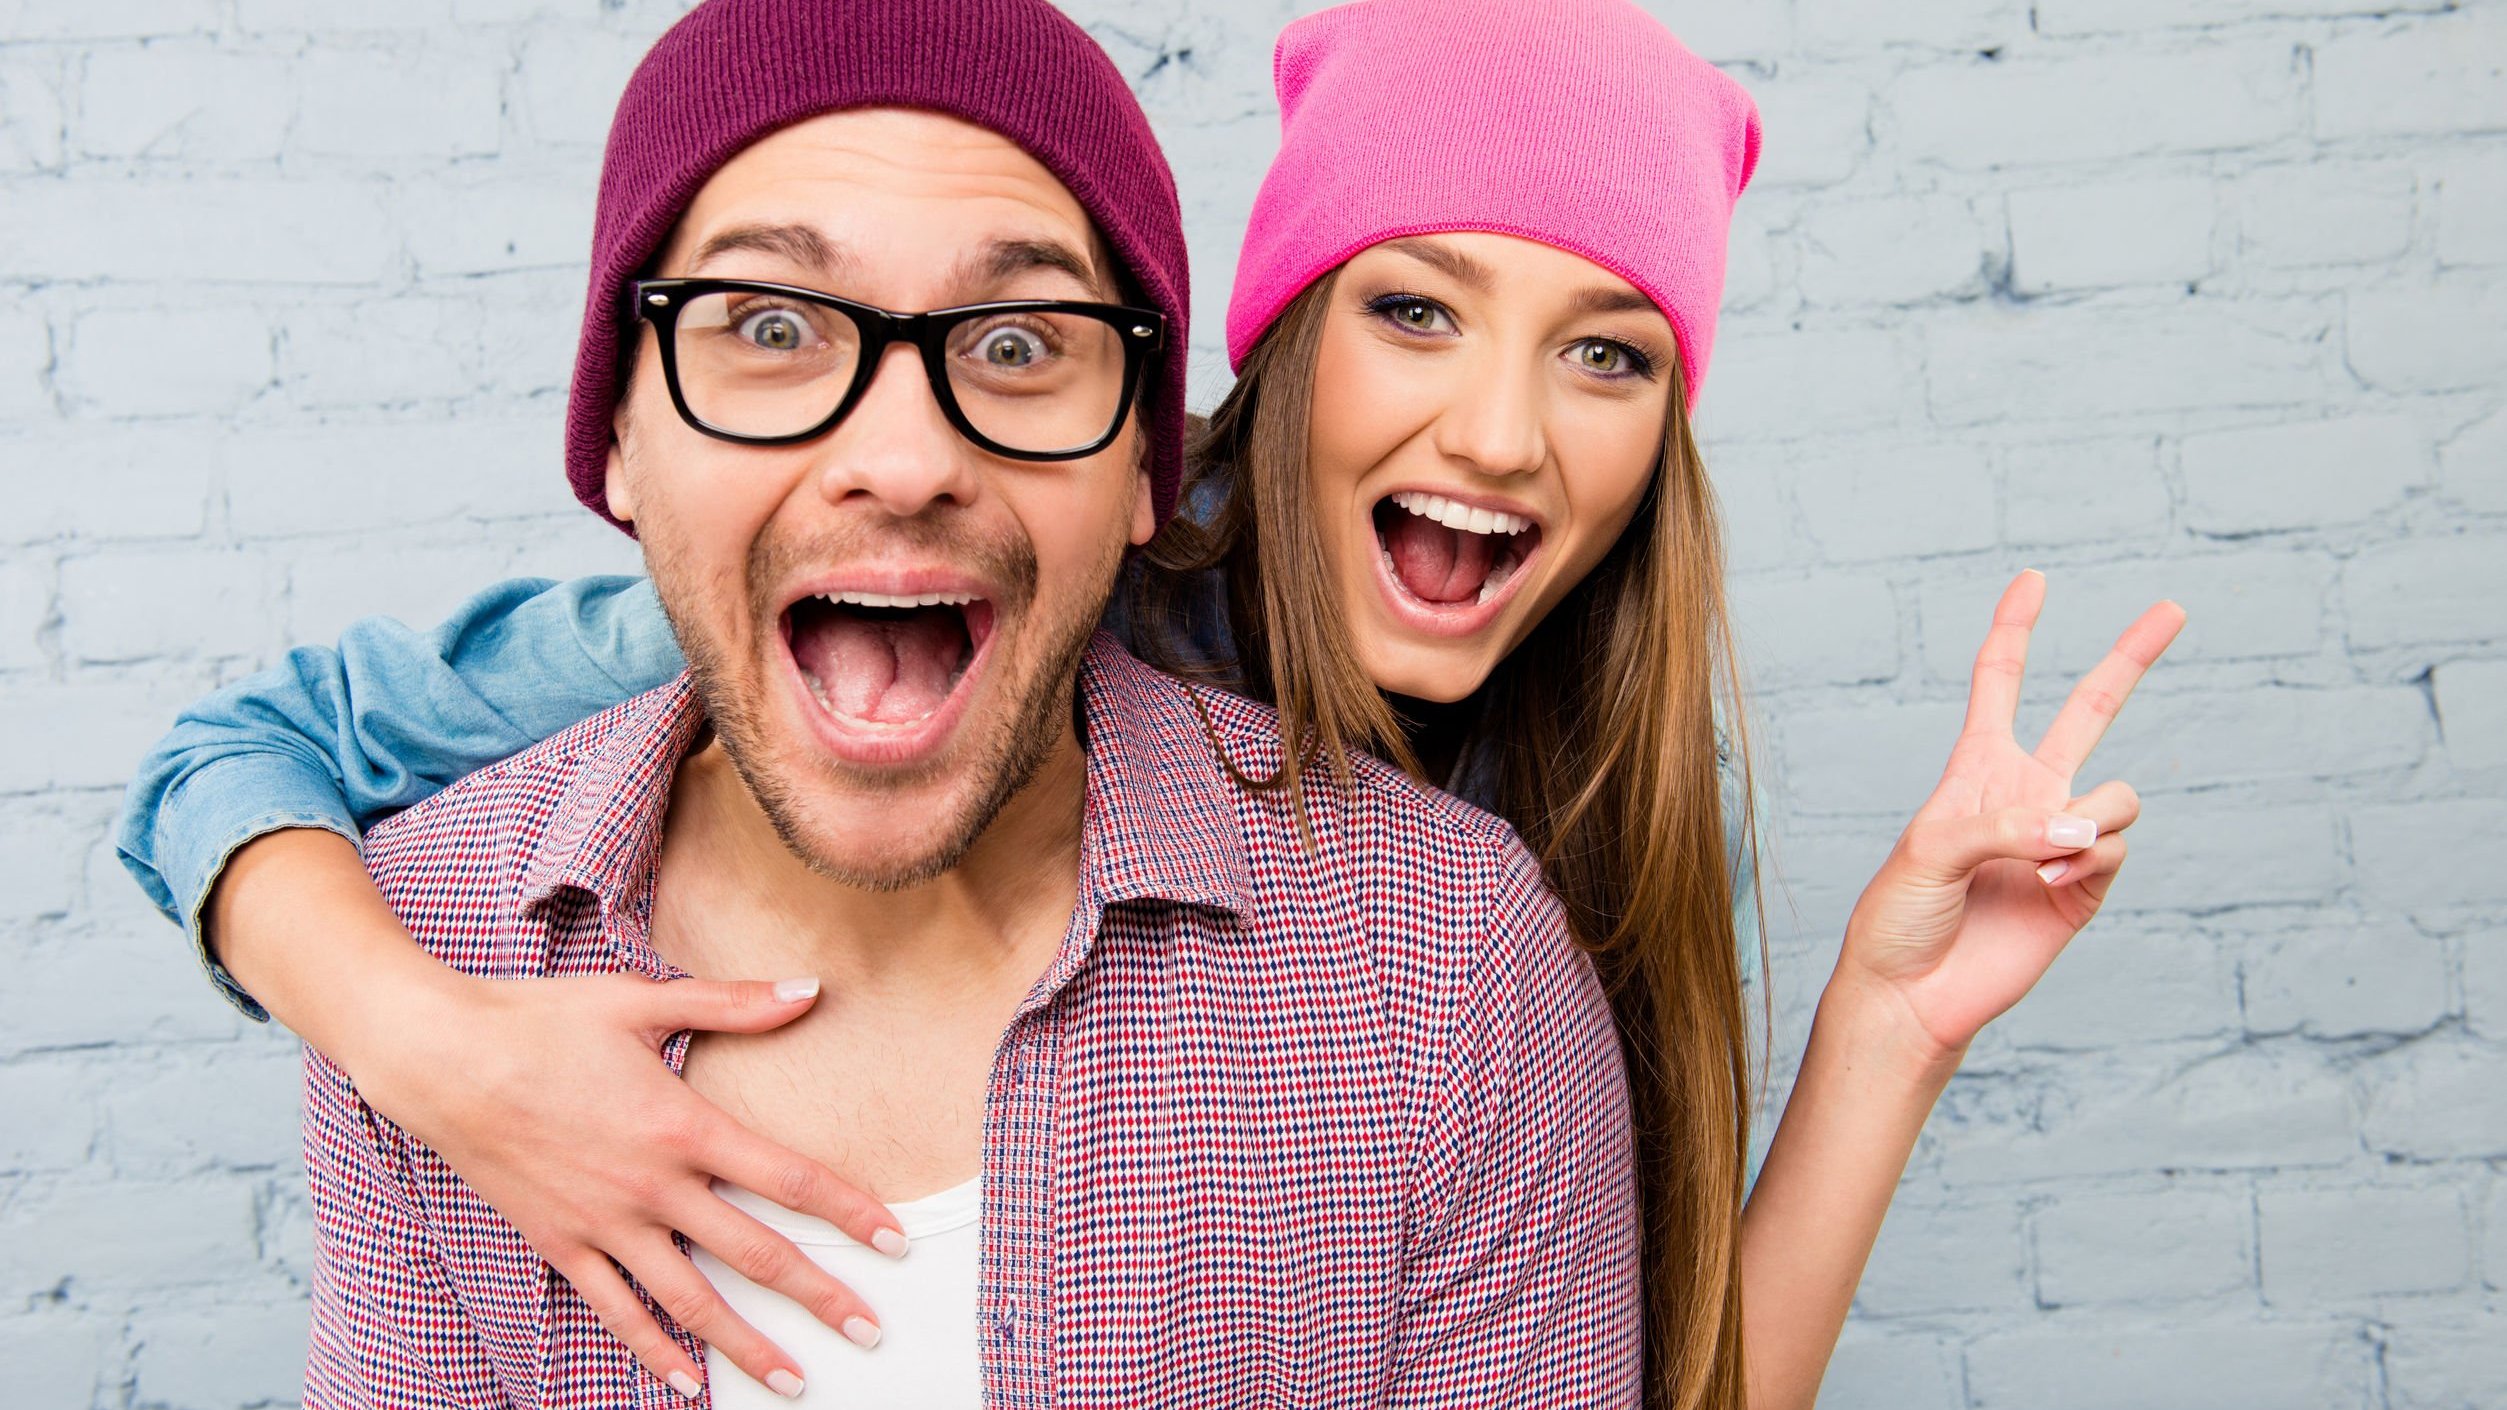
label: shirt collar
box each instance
[514,636,1252,964]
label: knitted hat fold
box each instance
[567,0,1190,532]
[1226,0,1760,409]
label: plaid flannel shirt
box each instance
[302,636,1639,1407]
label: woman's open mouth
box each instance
[1370,490,1542,634]
[782,587,998,763]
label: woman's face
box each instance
[1308,232,1677,703]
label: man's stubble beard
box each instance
[646,513,1118,892]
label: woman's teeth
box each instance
[1388,490,1534,538]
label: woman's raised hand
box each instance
[1833,569,2187,1064]
[367,969,903,1399]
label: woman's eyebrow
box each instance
[686,222,850,275]
[1381,237,1497,293]
[1568,286,1661,318]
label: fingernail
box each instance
[2047,815,2097,849]
[871,1227,910,1259]
[2036,860,2071,887]
[773,977,820,1002]
[843,1315,882,1350]
[668,1369,702,1400]
[766,1368,805,1398]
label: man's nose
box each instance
[1430,350,1549,479]
[814,342,980,516]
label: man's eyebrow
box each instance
[1567,286,1663,318]
[1380,237,1497,294]
[687,222,848,274]
[960,237,1105,296]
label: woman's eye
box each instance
[735,308,814,352]
[1571,339,1651,379]
[977,326,1047,367]
[1371,296,1454,334]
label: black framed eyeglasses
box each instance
[629,278,1165,462]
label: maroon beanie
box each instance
[566,0,1190,532]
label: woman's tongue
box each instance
[1383,511,1497,605]
[791,610,963,725]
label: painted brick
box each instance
[2033,1185,2251,1306]
[0,54,67,172]
[224,417,581,539]
[2434,658,2507,770]
[2313,8,2507,142]
[1965,1319,2371,1410]
[0,0,223,42]
[1741,73,1873,189]
[2008,177,2215,294]
[1891,46,2303,170]
[238,0,459,29]
[1815,1332,1964,1410]
[2001,436,2172,550]
[2037,0,2448,34]
[0,678,203,792]
[2258,1182,2470,1302]
[1994,925,2238,1051]
[131,1293,313,1410]
[2386,1314,2507,1410]
[72,43,297,163]
[2434,150,2507,269]
[1791,439,1996,562]
[276,295,480,408]
[1729,569,1900,690]
[1699,326,1924,440]
[0,1055,100,1170]
[0,796,89,922]
[0,176,398,285]
[2234,161,2418,272]
[0,303,52,418]
[396,166,594,277]
[2359,1039,2507,1161]
[1779,697,1964,816]
[2353,799,2507,911]
[2348,278,2507,394]
[514,27,655,148]
[1797,193,1991,305]
[2179,414,2430,536]
[58,303,276,419]
[1640,0,1793,62]
[2090,687,2431,793]
[1918,552,2333,683]
[0,425,217,546]
[1856,1199,2030,1316]
[2438,405,2507,514]
[2244,922,2452,1039]
[0,1311,107,1410]
[1926,299,2331,427]
[104,1046,303,1174]
[2108,801,2343,915]
[1795,0,2026,52]
[58,547,278,663]
[0,1174,259,1297]
[0,558,48,671]
[2469,930,2507,1044]
[294,46,506,160]
[2343,534,2507,651]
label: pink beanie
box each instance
[1225,0,1761,409]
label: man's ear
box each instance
[1128,467,1156,547]
[604,434,637,526]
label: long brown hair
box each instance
[1132,271,1762,1410]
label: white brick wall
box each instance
[2,2,2499,1406]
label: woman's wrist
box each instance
[1807,960,1969,1101]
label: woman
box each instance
[119,1,2182,1406]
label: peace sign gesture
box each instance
[1835,570,2188,1061]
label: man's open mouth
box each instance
[1372,490,1542,611]
[786,589,997,729]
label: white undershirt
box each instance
[692,1177,983,1407]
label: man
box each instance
[302,0,1637,1405]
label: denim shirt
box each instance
[116,572,1761,1019]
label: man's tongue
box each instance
[792,609,964,724]
[1383,511,1497,605]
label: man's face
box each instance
[606,107,1157,888]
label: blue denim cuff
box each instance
[153,753,364,1023]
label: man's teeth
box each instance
[1389,490,1532,537]
[819,590,978,609]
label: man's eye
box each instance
[979,327,1047,366]
[735,308,814,351]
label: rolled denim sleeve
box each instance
[113,575,683,1019]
